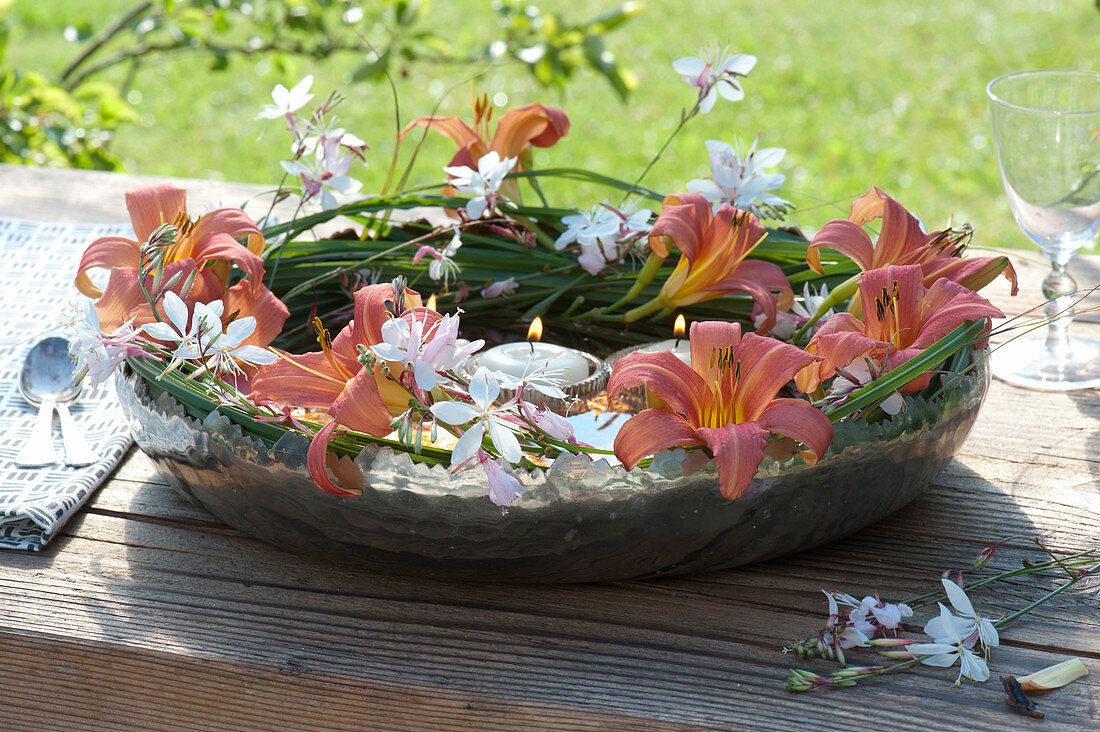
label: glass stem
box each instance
[1041,255,1077,367]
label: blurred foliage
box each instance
[60,0,642,97]
[2,0,639,169]
[0,1,133,169]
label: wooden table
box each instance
[1,164,1097,731]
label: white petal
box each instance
[716,79,746,102]
[231,345,277,365]
[414,359,439,391]
[223,316,257,347]
[488,419,522,464]
[978,619,1000,649]
[370,343,407,362]
[450,422,485,466]
[469,367,500,408]
[698,86,717,113]
[959,649,990,682]
[142,321,181,342]
[161,291,189,332]
[722,53,757,76]
[466,197,488,220]
[672,57,705,76]
[917,652,960,668]
[941,578,977,619]
[430,400,481,426]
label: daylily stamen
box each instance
[313,316,353,381]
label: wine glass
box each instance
[987,69,1100,391]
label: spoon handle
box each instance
[16,399,56,468]
[57,402,97,467]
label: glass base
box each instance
[992,334,1100,391]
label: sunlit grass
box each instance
[8,0,1100,259]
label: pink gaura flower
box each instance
[795,265,1004,394]
[606,321,833,500]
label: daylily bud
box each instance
[866,638,914,647]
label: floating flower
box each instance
[686,136,790,217]
[607,321,833,499]
[796,265,1004,393]
[442,150,517,219]
[249,283,435,496]
[806,186,1018,297]
[626,193,793,331]
[672,47,756,113]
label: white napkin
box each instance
[0,218,133,550]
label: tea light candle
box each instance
[636,338,690,364]
[636,313,690,364]
[476,342,592,384]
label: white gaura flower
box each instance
[791,282,833,321]
[281,138,363,210]
[685,136,791,216]
[906,604,991,684]
[142,291,222,371]
[489,362,570,400]
[61,300,145,385]
[555,201,653,275]
[199,316,278,376]
[443,150,518,219]
[256,75,314,120]
[926,578,1000,652]
[430,367,521,466]
[429,227,463,284]
[672,47,756,113]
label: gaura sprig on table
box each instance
[783,536,1096,705]
[65,48,1017,509]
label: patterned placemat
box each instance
[0,218,134,550]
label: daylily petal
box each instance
[125,184,187,243]
[695,421,770,499]
[807,220,875,274]
[74,235,140,298]
[612,408,704,470]
[249,352,352,409]
[756,398,834,462]
[607,350,710,422]
[305,421,359,497]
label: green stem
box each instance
[602,252,665,315]
[791,273,860,343]
[994,562,1099,628]
[623,296,667,323]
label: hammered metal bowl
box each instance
[116,356,989,583]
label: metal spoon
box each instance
[15,337,97,467]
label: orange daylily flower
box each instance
[403,96,569,173]
[75,184,287,351]
[248,283,440,496]
[795,264,1004,394]
[607,321,833,500]
[628,193,793,330]
[806,186,1018,296]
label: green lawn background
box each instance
[8,0,1100,260]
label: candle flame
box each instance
[673,313,686,337]
[527,316,544,342]
[426,293,437,311]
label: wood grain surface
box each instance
[0,163,1097,731]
